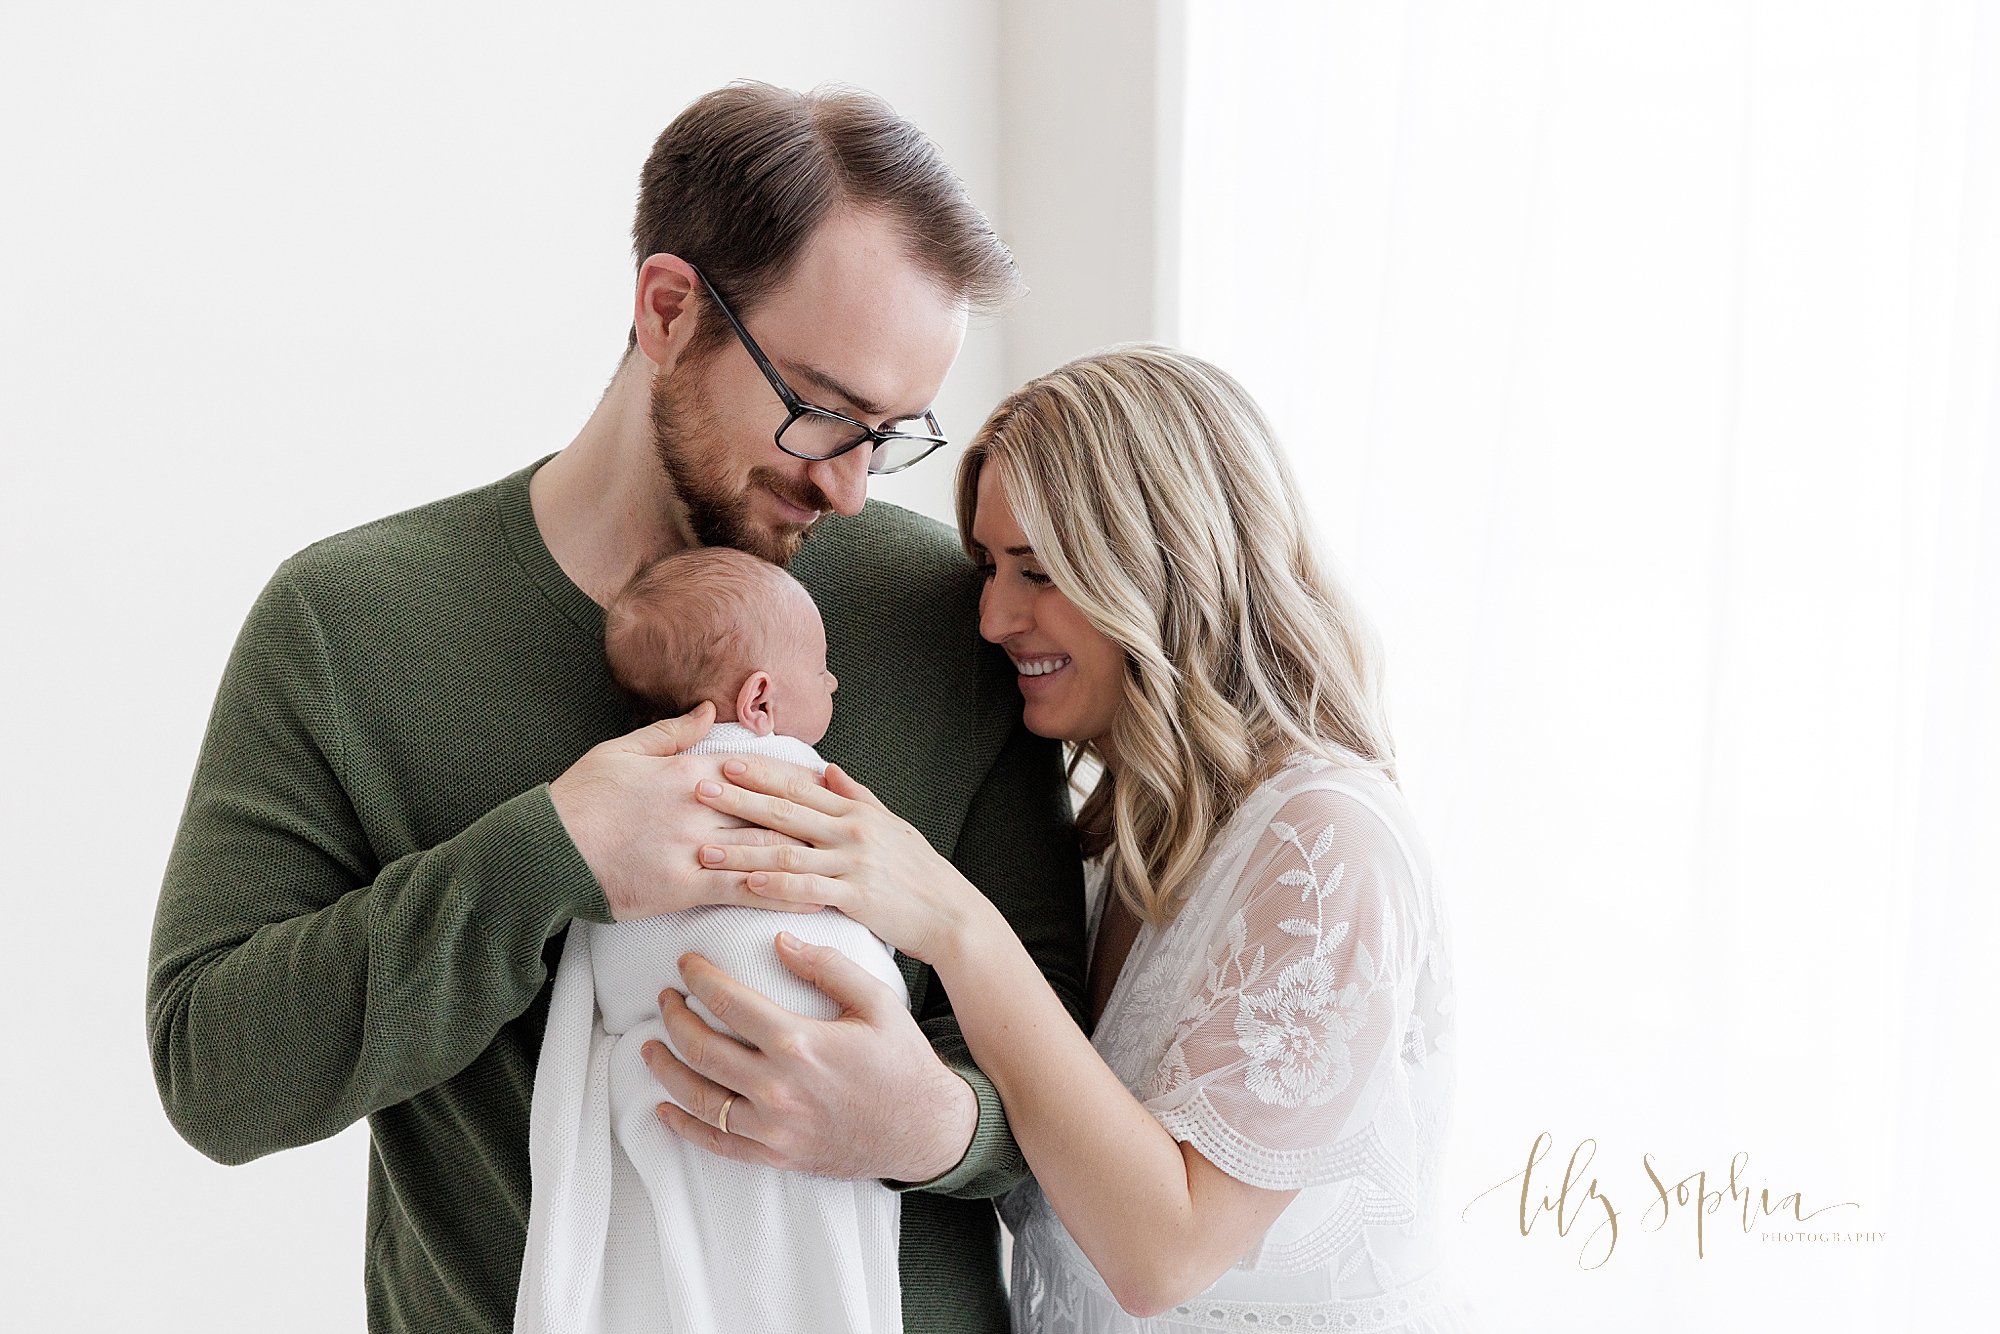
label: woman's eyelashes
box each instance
[973,562,1052,587]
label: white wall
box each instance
[0,4,1007,1330]
[997,0,1173,381]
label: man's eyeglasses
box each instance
[690,265,950,475]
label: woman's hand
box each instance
[690,758,996,968]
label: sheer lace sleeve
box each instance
[1144,779,1423,1191]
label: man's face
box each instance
[650,209,968,566]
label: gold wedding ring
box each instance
[717,1092,737,1136]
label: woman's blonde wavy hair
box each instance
[955,344,1396,927]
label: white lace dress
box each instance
[999,752,1474,1333]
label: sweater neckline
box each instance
[497,453,607,642]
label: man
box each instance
[147,82,1088,1334]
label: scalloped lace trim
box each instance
[1157,1096,1418,1202]
[1159,1269,1464,1332]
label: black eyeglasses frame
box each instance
[689,265,950,475]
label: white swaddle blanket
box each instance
[515,723,908,1334]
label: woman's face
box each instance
[969,465,1126,754]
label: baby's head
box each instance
[604,547,838,744]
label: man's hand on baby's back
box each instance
[646,935,979,1183]
[549,702,817,922]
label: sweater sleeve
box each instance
[887,714,1089,1200]
[146,565,613,1166]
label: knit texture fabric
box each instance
[148,455,1090,1334]
[519,721,908,1334]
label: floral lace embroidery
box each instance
[1151,810,1378,1111]
[1400,1014,1428,1066]
[1144,905,1251,1101]
[1238,817,1372,1108]
[1015,761,1460,1329]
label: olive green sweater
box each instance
[147,455,1088,1333]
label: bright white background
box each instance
[1173,1,1997,1329]
[2,2,1992,1331]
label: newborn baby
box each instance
[516,546,907,1334]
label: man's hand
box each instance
[641,933,978,1183]
[548,702,817,921]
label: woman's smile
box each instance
[1011,653,1072,680]
[971,466,1125,750]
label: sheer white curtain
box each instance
[1171,2,1997,1329]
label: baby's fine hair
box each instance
[604,546,814,724]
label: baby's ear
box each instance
[734,670,776,735]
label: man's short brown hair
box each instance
[627,81,1021,357]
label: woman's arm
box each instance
[690,757,1297,1316]
[926,897,1300,1316]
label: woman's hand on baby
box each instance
[691,758,997,968]
[548,703,820,922]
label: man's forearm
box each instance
[884,1045,981,1187]
[149,569,611,1163]
[149,783,605,1163]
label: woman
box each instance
[690,346,1468,1332]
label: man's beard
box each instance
[649,352,831,567]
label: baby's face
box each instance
[756,606,839,745]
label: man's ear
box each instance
[633,254,700,369]
[734,671,775,736]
